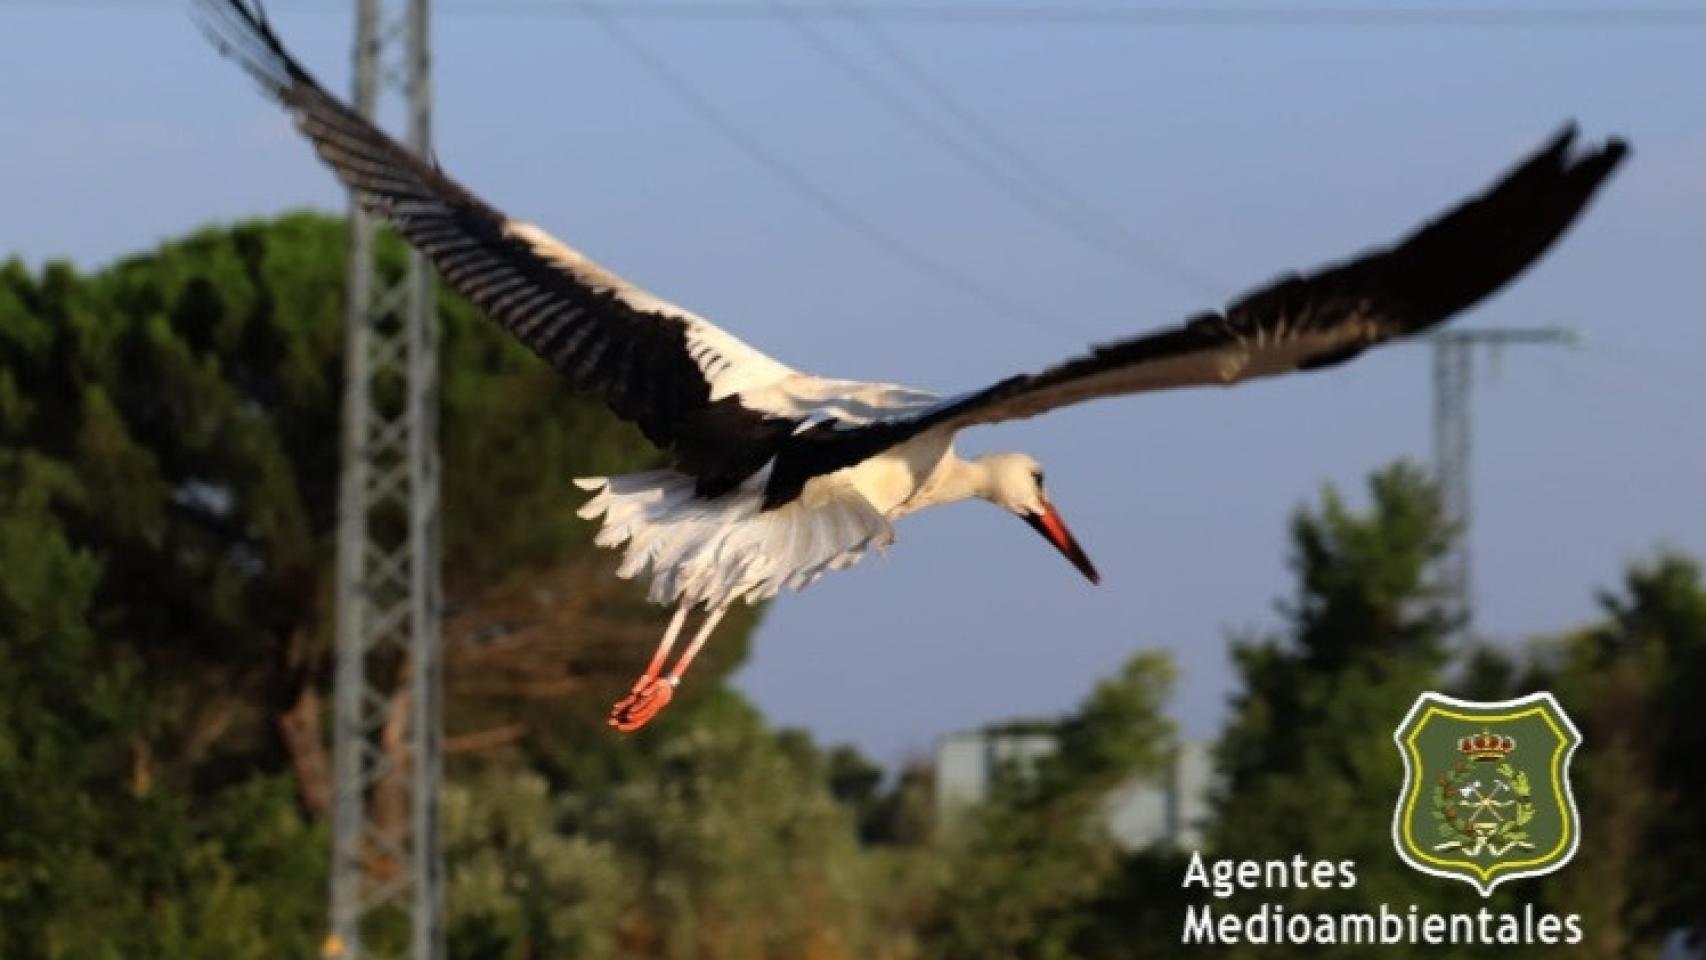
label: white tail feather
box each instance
[575,470,895,608]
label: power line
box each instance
[768,0,1223,299]
[506,3,1706,25]
[576,0,1077,339]
[830,0,1223,296]
[1536,350,1706,447]
[14,0,1706,25]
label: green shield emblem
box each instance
[1392,691,1583,896]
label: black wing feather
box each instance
[764,125,1627,507]
[197,0,795,493]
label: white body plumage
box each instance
[575,383,970,612]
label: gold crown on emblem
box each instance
[1457,730,1515,762]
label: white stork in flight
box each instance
[199,0,1627,732]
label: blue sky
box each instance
[3,2,1701,764]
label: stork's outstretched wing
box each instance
[197,0,799,493]
[764,126,1627,506]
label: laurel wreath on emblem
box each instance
[1431,758,1537,856]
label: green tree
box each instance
[0,449,326,960]
[0,449,137,958]
[1473,554,1706,959]
[0,210,777,783]
[444,767,632,960]
[1207,464,1484,954]
[445,696,898,960]
[0,215,780,957]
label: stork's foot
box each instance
[609,676,676,732]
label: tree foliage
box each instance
[0,215,775,957]
[1469,554,1706,957]
[0,450,325,959]
[1213,464,1453,890]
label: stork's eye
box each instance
[1032,470,1045,488]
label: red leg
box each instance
[609,604,688,732]
[609,604,728,733]
[663,605,726,687]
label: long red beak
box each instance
[1024,501,1100,585]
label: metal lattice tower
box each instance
[1429,327,1576,634]
[329,0,441,957]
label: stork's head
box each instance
[979,452,1100,585]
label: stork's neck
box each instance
[906,449,998,513]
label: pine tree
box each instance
[0,215,777,956]
[1207,464,1494,956]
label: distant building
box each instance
[934,725,1058,811]
[1099,741,1212,850]
[933,725,1212,850]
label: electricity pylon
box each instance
[1429,327,1577,636]
[328,0,442,957]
